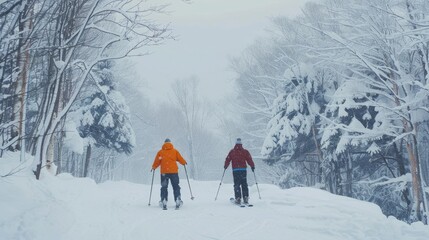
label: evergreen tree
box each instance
[78,60,135,155]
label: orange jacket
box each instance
[152,142,187,174]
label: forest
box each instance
[1,0,428,224]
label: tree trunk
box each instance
[393,142,412,208]
[18,1,33,162]
[344,152,353,197]
[414,124,428,224]
[12,0,31,151]
[335,160,343,195]
[390,43,425,221]
[56,140,62,175]
[405,139,423,221]
[311,125,323,184]
[83,144,92,177]
[188,133,197,179]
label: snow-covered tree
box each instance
[233,0,429,223]
[25,0,170,180]
[75,60,135,177]
[262,63,337,188]
[0,0,37,156]
[229,40,285,156]
[309,0,429,222]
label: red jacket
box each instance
[224,144,255,169]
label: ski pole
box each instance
[148,169,155,206]
[215,169,226,201]
[183,165,195,200]
[253,170,262,199]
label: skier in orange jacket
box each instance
[152,138,187,209]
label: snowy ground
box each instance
[1,155,429,240]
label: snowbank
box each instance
[1,153,428,240]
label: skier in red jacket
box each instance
[224,138,255,205]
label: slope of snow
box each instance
[1,154,428,240]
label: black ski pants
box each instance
[160,173,181,202]
[233,170,249,200]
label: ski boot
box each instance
[159,199,167,210]
[175,197,183,210]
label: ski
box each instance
[230,197,253,207]
[230,197,245,208]
[158,200,183,210]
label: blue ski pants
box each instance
[160,173,181,202]
[233,170,249,200]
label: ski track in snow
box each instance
[1,172,429,240]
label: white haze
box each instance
[135,0,312,102]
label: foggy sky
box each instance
[135,0,312,103]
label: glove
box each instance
[251,167,255,172]
[151,168,155,172]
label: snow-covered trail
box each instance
[2,171,429,240]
